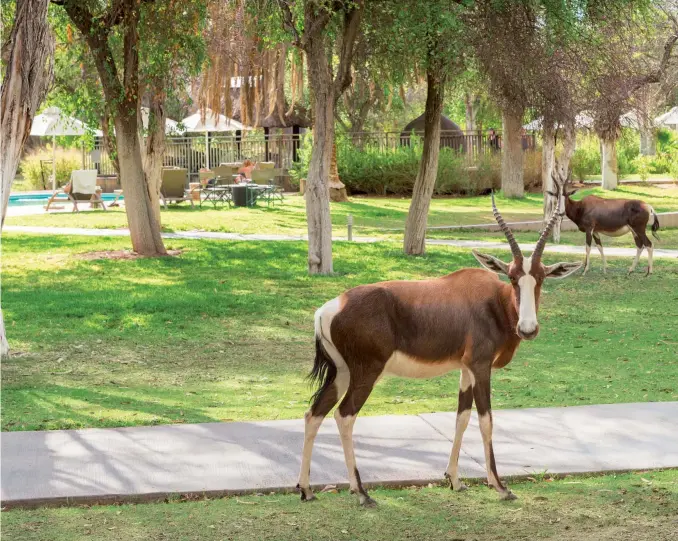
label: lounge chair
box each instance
[160,168,193,208]
[45,169,107,212]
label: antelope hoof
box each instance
[445,472,468,492]
[359,495,377,508]
[500,489,518,501]
[297,484,316,502]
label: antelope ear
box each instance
[544,261,582,279]
[473,250,510,275]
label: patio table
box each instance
[230,184,266,207]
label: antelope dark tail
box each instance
[649,206,660,240]
[308,336,337,409]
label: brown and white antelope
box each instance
[297,196,582,507]
[552,181,660,275]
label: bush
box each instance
[291,134,540,196]
[633,155,652,182]
[571,135,601,181]
[21,147,81,190]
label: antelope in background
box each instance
[549,174,660,275]
[297,196,582,507]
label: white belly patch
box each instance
[383,351,462,379]
[600,226,630,237]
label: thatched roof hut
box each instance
[400,114,466,152]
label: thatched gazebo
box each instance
[400,114,467,152]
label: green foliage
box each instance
[633,155,652,182]
[292,135,542,196]
[570,135,601,181]
[20,147,81,190]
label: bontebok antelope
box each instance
[554,182,660,275]
[297,196,582,507]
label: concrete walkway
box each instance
[4,224,678,259]
[2,402,677,508]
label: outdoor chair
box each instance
[200,171,233,208]
[160,168,193,208]
[251,169,284,206]
[45,169,107,212]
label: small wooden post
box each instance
[347,214,353,241]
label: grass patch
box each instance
[7,185,678,238]
[2,234,677,431]
[3,470,677,540]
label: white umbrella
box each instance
[523,113,594,131]
[656,106,678,129]
[30,106,102,190]
[140,107,183,135]
[181,109,249,169]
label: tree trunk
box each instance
[101,104,120,175]
[464,92,478,131]
[0,0,54,356]
[116,113,167,255]
[1,0,54,228]
[541,120,556,216]
[639,126,656,156]
[501,106,525,198]
[329,142,348,202]
[403,67,446,255]
[601,136,618,190]
[304,43,334,274]
[549,120,576,243]
[142,93,167,227]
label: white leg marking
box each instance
[583,244,592,274]
[478,413,501,489]
[445,370,473,491]
[628,246,644,274]
[297,412,324,500]
[594,239,606,273]
[335,410,375,506]
[647,245,653,275]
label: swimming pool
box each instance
[8,192,122,207]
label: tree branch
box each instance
[277,0,302,47]
[333,0,364,100]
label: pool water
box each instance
[8,193,122,207]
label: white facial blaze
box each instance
[517,257,538,335]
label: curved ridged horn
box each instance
[491,191,522,259]
[533,209,560,261]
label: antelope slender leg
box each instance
[335,373,380,507]
[593,233,606,274]
[583,231,593,275]
[472,368,516,501]
[297,369,349,502]
[647,245,654,275]
[445,369,474,491]
[628,235,644,275]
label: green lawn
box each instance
[2,234,677,432]
[428,227,678,251]
[7,185,678,238]
[4,470,677,541]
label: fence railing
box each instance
[82,130,537,182]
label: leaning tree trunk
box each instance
[0,0,54,228]
[304,44,335,274]
[464,92,478,131]
[541,119,556,216]
[601,136,618,190]
[115,112,167,255]
[501,106,525,198]
[142,93,167,227]
[403,68,446,255]
[0,0,54,356]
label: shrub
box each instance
[291,134,540,196]
[571,135,601,181]
[21,147,81,190]
[633,155,652,182]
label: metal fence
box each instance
[81,130,536,183]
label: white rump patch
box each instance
[315,297,349,374]
[384,351,462,379]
